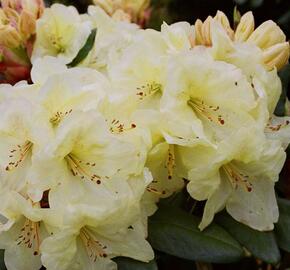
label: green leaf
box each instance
[215,212,280,264]
[233,6,241,29]
[275,64,290,116]
[114,257,158,270]
[67,28,97,68]
[275,198,290,252]
[148,205,244,263]
[0,250,6,270]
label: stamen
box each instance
[17,219,40,256]
[223,164,253,192]
[80,227,108,261]
[188,98,225,125]
[5,141,33,171]
[66,154,103,184]
[136,82,162,100]
[146,186,166,195]
[265,119,290,132]
[50,35,66,53]
[109,119,137,134]
[166,144,176,180]
[50,109,73,126]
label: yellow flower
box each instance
[31,4,92,64]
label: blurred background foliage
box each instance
[47,0,290,39]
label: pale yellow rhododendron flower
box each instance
[29,110,150,201]
[161,22,195,53]
[80,6,139,72]
[161,48,261,149]
[209,20,283,115]
[32,4,92,64]
[0,97,52,194]
[30,57,109,131]
[252,79,290,149]
[107,28,167,113]
[41,214,153,270]
[194,139,286,231]
[0,191,51,270]
[40,161,153,270]
[105,30,188,211]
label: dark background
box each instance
[48,0,290,39]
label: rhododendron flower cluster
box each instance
[0,2,289,270]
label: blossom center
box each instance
[223,163,253,192]
[265,119,290,132]
[136,81,162,100]
[17,219,41,256]
[49,35,66,53]
[80,227,108,261]
[187,98,225,126]
[50,109,73,126]
[65,153,102,184]
[109,118,137,134]
[5,141,33,171]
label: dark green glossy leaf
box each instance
[275,198,290,252]
[0,250,6,270]
[114,257,158,270]
[148,205,244,263]
[67,28,97,68]
[275,64,290,116]
[216,212,280,264]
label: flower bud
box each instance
[202,16,213,46]
[0,0,44,84]
[194,19,204,45]
[194,16,213,46]
[194,11,235,47]
[247,20,286,50]
[0,25,22,48]
[263,42,290,71]
[1,0,44,19]
[112,8,131,23]
[93,0,114,15]
[214,11,234,40]
[234,11,255,42]
[93,0,151,26]
[0,45,31,84]
[19,9,36,40]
